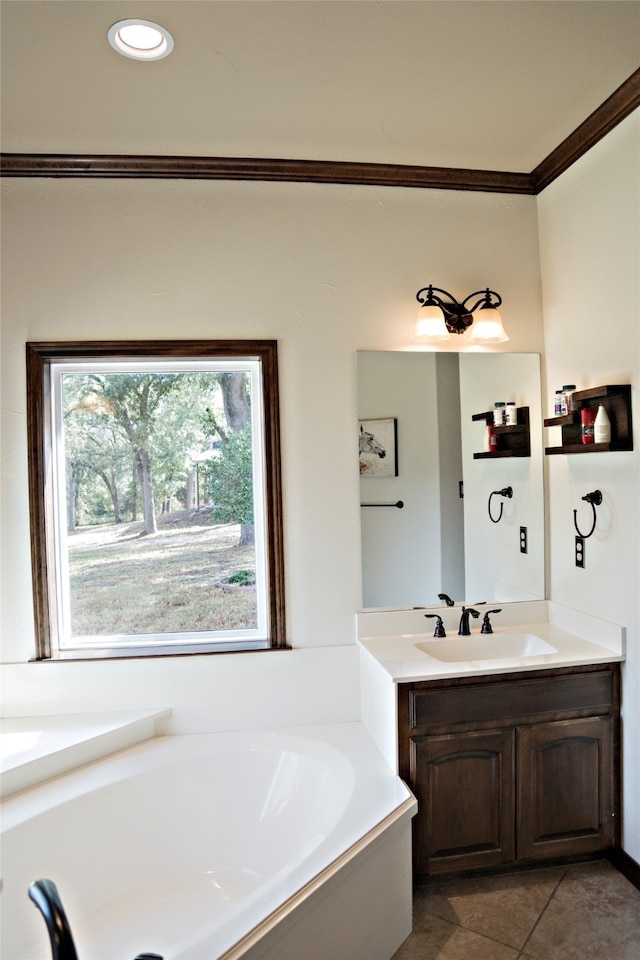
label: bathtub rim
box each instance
[218,792,417,960]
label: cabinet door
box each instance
[517,716,615,860]
[412,729,515,876]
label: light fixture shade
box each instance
[414,305,451,341]
[467,307,509,343]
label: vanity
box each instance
[356,351,629,879]
[357,601,624,880]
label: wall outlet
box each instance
[520,526,528,554]
[575,536,585,568]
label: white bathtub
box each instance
[1,723,416,960]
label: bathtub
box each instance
[1,722,416,960]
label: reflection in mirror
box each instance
[358,352,544,609]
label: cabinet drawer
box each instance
[410,670,614,730]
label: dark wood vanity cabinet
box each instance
[398,664,620,878]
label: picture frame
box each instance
[359,417,398,477]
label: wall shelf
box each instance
[472,406,530,459]
[544,385,633,455]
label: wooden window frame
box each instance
[26,340,287,659]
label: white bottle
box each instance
[594,404,611,444]
[506,402,518,425]
[493,402,505,426]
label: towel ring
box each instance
[488,486,513,524]
[573,489,602,539]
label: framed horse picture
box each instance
[359,418,398,477]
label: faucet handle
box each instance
[437,593,455,607]
[480,609,502,634]
[425,614,446,637]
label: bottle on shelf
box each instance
[559,384,577,416]
[581,407,596,444]
[493,402,505,426]
[506,401,518,425]
[594,404,611,443]
[554,389,564,416]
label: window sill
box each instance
[36,639,290,661]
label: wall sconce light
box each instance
[414,285,509,343]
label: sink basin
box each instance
[417,633,558,663]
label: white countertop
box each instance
[357,601,625,684]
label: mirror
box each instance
[358,351,544,609]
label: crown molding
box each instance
[2,69,638,195]
[0,153,534,194]
[531,67,640,192]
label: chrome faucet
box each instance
[458,606,480,636]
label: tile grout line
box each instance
[516,866,569,959]
[418,871,569,956]
[419,907,539,957]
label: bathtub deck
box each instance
[0,709,170,798]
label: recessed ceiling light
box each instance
[108,19,174,61]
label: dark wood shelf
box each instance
[474,449,530,459]
[545,442,629,455]
[544,414,573,428]
[472,411,494,423]
[544,384,632,455]
[472,406,530,458]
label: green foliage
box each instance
[202,428,254,525]
[225,569,255,586]
[63,372,215,526]
[62,369,255,541]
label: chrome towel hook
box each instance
[573,489,602,539]
[488,486,513,523]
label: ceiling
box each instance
[1,1,639,173]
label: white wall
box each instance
[358,351,461,608]
[0,178,542,728]
[537,109,640,859]
[459,353,545,602]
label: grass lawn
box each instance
[67,511,257,637]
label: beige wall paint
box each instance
[538,109,640,859]
[1,179,542,666]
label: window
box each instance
[26,341,286,659]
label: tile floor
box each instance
[392,859,640,960]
